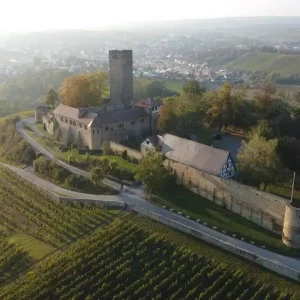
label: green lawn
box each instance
[0,110,34,125]
[27,130,137,171]
[153,183,300,256]
[9,232,56,261]
[166,79,185,93]
[94,155,137,171]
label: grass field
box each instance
[153,183,300,256]
[0,214,299,299]
[226,52,300,75]
[0,110,34,125]
[31,127,137,171]
[166,79,185,93]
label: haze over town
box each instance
[1,0,300,32]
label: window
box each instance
[84,125,87,130]
[118,123,124,129]
[131,120,135,126]
[105,126,109,131]
[65,119,68,123]
[69,120,72,124]
[141,118,144,123]
[60,117,63,122]
[73,121,76,126]
[97,129,99,134]
[79,123,82,129]
[111,127,114,131]
[92,130,95,134]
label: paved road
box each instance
[13,118,300,277]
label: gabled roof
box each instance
[160,134,230,176]
[53,104,98,125]
[135,98,161,109]
[90,108,148,127]
[54,104,149,128]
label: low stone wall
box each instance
[167,159,287,234]
[110,141,142,162]
[133,206,300,282]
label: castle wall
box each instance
[35,106,50,123]
[101,115,151,146]
[282,204,300,249]
[55,116,92,149]
[110,141,142,162]
[166,159,288,233]
[42,115,54,135]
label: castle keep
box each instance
[36,50,161,149]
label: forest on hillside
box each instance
[0,69,72,117]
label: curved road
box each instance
[12,118,300,279]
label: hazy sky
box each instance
[1,0,300,32]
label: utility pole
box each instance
[291,172,296,205]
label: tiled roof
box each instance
[54,104,149,128]
[90,108,148,127]
[135,98,161,109]
[160,134,230,176]
[53,104,97,125]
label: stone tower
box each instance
[282,203,300,249]
[109,50,133,108]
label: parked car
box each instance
[213,133,223,140]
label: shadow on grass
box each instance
[154,183,300,257]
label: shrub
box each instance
[102,142,112,155]
[122,150,128,160]
[65,174,91,189]
[111,167,134,181]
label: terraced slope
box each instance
[1,215,298,300]
[0,166,117,284]
[226,52,300,75]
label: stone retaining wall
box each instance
[167,159,287,234]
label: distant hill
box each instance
[226,52,300,75]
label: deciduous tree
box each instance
[134,152,171,198]
[237,135,284,190]
[89,167,105,186]
[60,71,109,108]
[46,88,58,108]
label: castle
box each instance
[36,50,161,149]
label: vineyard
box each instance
[0,165,118,284]
[0,216,298,300]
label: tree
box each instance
[46,88,58,108]
[248,119,274,140]
[206,83,234,131]
[158,97,177,133]
[89,167,105,186]
[68,148,79,164]
[102,142,112,155]
[134,152,171,198]
[182,80,205,97]
[60,71,109,108]
[237,135,284,190]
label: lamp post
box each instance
[291,172,296,205]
